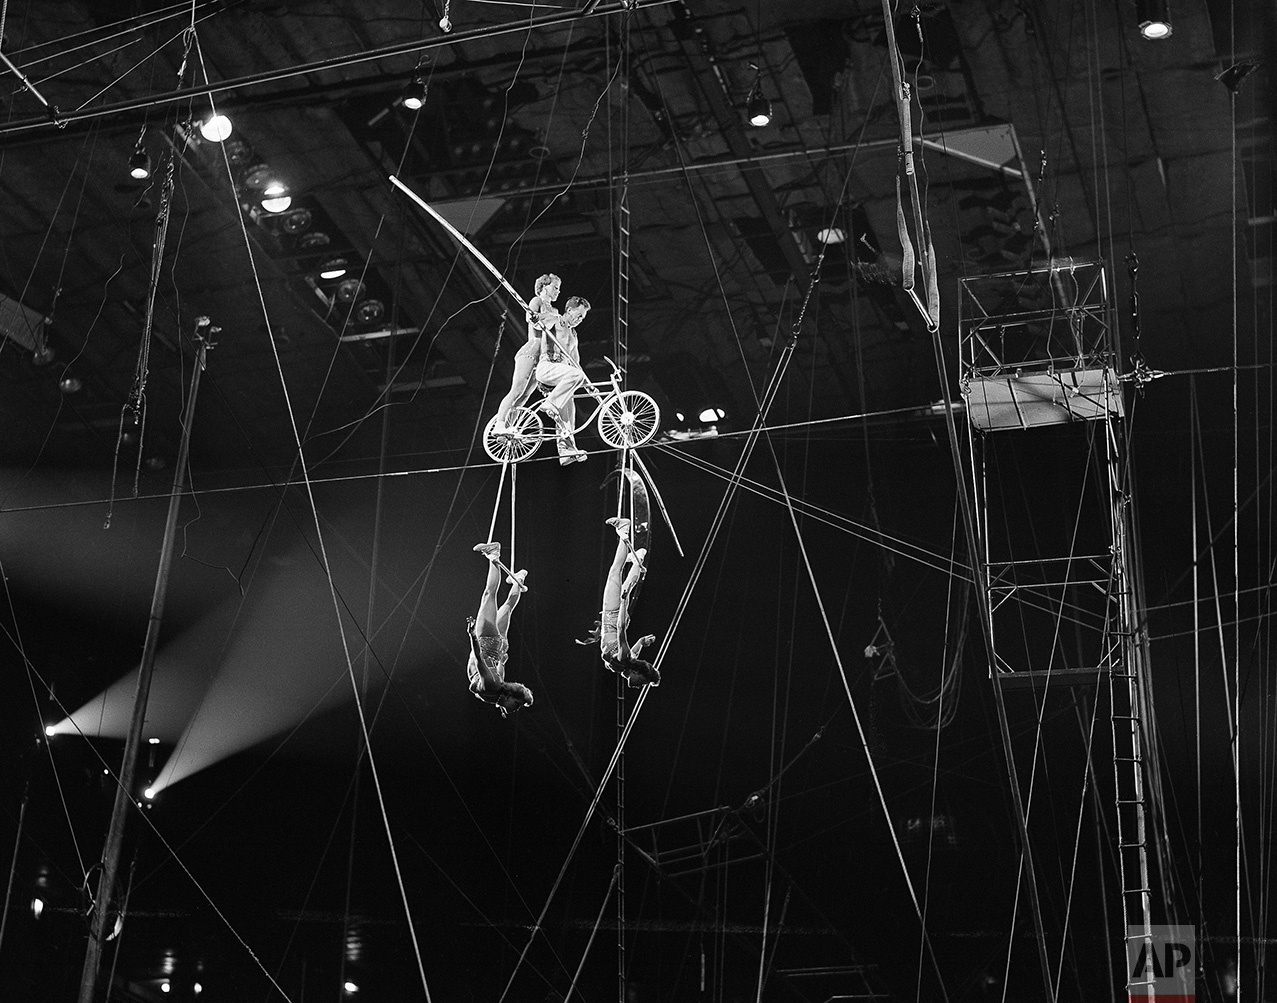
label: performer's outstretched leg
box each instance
[621,546,647,600]
[496,569,527,637]
[602,518,631,613]
[473,542,502,636]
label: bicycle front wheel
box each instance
[596,391,660,449]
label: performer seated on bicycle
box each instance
[535,295,590,465]
[466,542,534,718]
[578,517,660,689]
[493,273,561,432]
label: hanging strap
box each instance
[881,0,940,332]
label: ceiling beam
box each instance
[0,0,680,138]
[668,4,811,298]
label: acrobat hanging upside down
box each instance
[466,542,534,718]
[579,517,660,689]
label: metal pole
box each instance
[77,319,215,1003]
[0,782,29,956]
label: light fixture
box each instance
[128,140,151,180]
[1136,0,1171,39]
[402,74,428,111]
[698,406,726,423]
[147,737,160,745]
[747,90,771,127]
[199,113,233,142]
[31,898,44,920]
[281,208,313,234]
[242,164,275,190]
[59,373,82,394]
[261,182,291,213]
[336,278,365,303]
[161,981,171,994]
[143,787,156,800]
[319,259,348,280]
[344,982,359,994]
[816,226,847,245]
[355,299,385,324]
[745,62,771,127]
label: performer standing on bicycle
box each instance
[535,295,591,465]
[493,273,561,432]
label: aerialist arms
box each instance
[466,542,533,718]
[598,517,660,688]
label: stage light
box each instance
[281,208,312,234]
[698,406,726,423]
[336,278,365,303]
[747,88,771,127]
[59,373,82,394]
[194,985,202,996]
[261,183,291,213]
[1136,0,1171,39]
[344,982,359,993]
[143,787,156,800]
[355,299,385,324]
[148,737,160,745]
[161,981,171,993]
[402,75,428,111]
[199,113,233,142]
[31,897,44,919]
[44,725,56,737]
[817,226,846,245]
[745,61,770,127]
[319,259,348,280]
[128,143,151,180]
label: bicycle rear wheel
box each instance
[483,406,543,463]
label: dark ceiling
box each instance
[0,1,1274,1002]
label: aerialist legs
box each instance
[534,358,586,462]
[472,542,504,639]
[493,340,539,430]
[467,542,533,716]
[598,517,658,687]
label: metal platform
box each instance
[959,258,1125,431]
[964,366,1124,430]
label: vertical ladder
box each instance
[615,19,632,1003]
[1102,412,1154,996]
[617,185,631,367]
